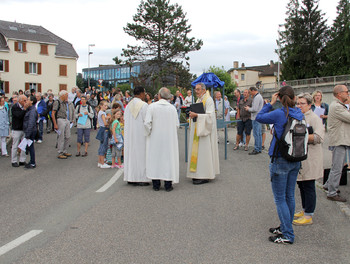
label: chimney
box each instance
[234,61,239,68]
[241,63,245,68]
[270,60,274,67]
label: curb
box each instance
[316,181,350,220]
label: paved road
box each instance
[0,127,349,264]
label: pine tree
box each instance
[278,0,328,80]
[323,0,350,76]
[122,0,203,89]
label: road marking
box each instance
[0,230,43,257]
[96,169,123,193]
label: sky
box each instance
[0,0,338,76]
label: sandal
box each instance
[244,146,249,151]
[82,152,88,157]
[233,145,239,150]
[75,152,81,157]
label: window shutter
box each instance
[14,42,18,51]
[38,63,42,75]
[25,62,29,74]
[59,65,67,76]
[4,81,9,94]
[5,60,9,72]
[59,84,67,91]
[38,83,42,93]
[23,43,27,52]
[40,44,48,55]
[25,82,30,91]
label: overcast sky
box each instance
[0,0,338,76]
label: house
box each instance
[227,60,280,90]
[0,20,78,95]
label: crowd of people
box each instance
[0,82,349,245]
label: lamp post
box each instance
[88,44,95,89]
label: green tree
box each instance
[122,0,203,89]
[323,0,350,76]
[76,73,84,90]
[278,0,328,80]
[112,56,123,65]
[205,66,236,97]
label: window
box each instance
[25,83,37,91]
[29,62,37,74]
[59,65,67,76]
[0,60,3,72]
[15,41,26,52]
[25,62,41,75]
[241,73,245,81]
[40,44,48,55]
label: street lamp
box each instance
[88,44,95,89]
[277,24,284,88]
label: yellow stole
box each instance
[190,91,210,172]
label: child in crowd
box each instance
[110,109,124,169]
[96,100,111,168]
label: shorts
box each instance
[237,119,252,136]
[77,128,91,144]
[111,145,122,158]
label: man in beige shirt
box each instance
[323,85,350,202]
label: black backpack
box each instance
[272,116,308,163]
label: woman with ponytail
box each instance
[256,86,304,245]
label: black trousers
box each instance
[297,180,316,215]
[152,180,172,189]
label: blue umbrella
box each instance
[191,72,225,88]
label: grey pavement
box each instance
[0,127,349,264]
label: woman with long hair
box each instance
[256,86,304,244]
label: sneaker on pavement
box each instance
[36,140,42,143]
[12,163,19,167]
[327,195,346,202]
[24,163,36,169]
[117,164,124,169]
[293,216,313,226]
[294,210,304,219]
[269,226,282,235]
[268,235,293,244]
[58,154,67,159]
[100,163,111,169]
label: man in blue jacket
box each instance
[35,92,47,143]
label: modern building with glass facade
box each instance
[82,63,142,88]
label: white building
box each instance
[0,20,78,95]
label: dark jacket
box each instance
[23,105,38,139]
[11,102,26,131]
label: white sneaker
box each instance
[37,140,42,143]
[100,163,111,169]
[239,142,244,147]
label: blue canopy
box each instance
[191,72,225,88]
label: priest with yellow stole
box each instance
[187,83,220,184]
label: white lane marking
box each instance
[96,169,123,193]
[0,230,43,257]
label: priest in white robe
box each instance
[187,83,220,184]
[124,86,151,186]
[144,87,179,191]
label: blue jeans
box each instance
[269,157,301,242]
[98,128,109,156]
[252,120,262,152]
